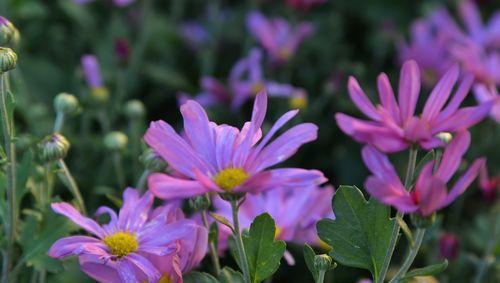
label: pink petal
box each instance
[51,203,105,238]
[398,60,421,122]
[241,168,327,194]
[117,188,154,233]
[443,158,485,207]
[48,236,106,258]
[435,131,471,183]
[79,254,121,283]
[417,177,447,216]
[432,102,492,133]
[347,76,380,121]
[365,176,416,212]
[361,145,403,186]
[437,74,473,121]
[126,253,161,283]
[377,73,400,123]
[148,173,212,200]
[422,64,459,122]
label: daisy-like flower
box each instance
[212,185,334,252]
[246,11,313,64]
[49,189,204,283]
[335,60,491,153]
[473,84,500,123]
[145,91,326,200]
[362,131,485,216]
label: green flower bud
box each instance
[140,149,167,172]
[104,131,128,151]
[0,47,17,73]
[90,87,109,104]
[124,99,146,119]
[411,212,436,229]
[54,92,79,115]
[40,133,70,162]
[314,254,333,271]
[0,16,19,46]
[189,194,211,211]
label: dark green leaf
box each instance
[402,260,448,281]
[209,221,219,250]
[228,236,243,271]
[219,267,244,283]
[303,244,319,282]
[243,213,286,283]
[317,185,396,281]
[184,271,220,283]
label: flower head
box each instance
[81,55,103,89]
[246,11,313,64]
[145,91,326,200]
[336,60,491,153]
[49,189,204,283]
[362,131,484,216]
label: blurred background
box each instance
[0,0,498,282]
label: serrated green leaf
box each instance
[303,244,319,282]
[402,260,448,281]
[317,185,396,281]
[219,267,244,283]
[184,271,220,283]
[243,213,286,283]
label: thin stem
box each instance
[377,147,418,283]
[316,270,326,283]
[112,152,126,189]
[135,169,149,193]
[231,200,251,283]
[53,112,65,133]
[389,228,426,283]
[201,210,221,276]
[57,159,86,214]
[0,72,16,282]
[472,212,500,283]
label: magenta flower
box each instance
[212,185,334,251]
[335,60,491,153]
[478,161,498,203]
[473,84,500,123]
[362,131,484,217]
[49,189,203,283]
[81,55,103,89]
[439,233,460,261]
[145,91,326,200]
[246,11,313,64]
[284,0,326,11]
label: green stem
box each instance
[472,212,500,283]
[57,159,86,214]
[231,200,251,283]
[0,72,16,282]
[316,270,326,283]
[201,210,221,276]
[389,228,426,283]
[135,169,150,193]
[113,152,126,189]
[53,112,65,133]
[377,147,418,283]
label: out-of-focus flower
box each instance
[179,22,211,51]
[335,60,491,153]
[104,131,128,152]
[212,185,334,251]
[49,189,203,283]
[246,11,313,64]
[114,38,130,65]
[439,233,460,261]
[81,55,109,103]
[284,0,326,11]
[362,131,484,217]
[73,0,135,7]
[0,16,19,46]
[40,133,70,162]
[473,84,500,123]
[478,161,498,202]
[145,91,326,200]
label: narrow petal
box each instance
[398,60,421,122]
[214,125,239,170]
[443,158,485,207]
[377,73,400,123]
[361,145,404,186]
[347,76,380,121]
[241,168,327,194]
[435,131,471,183]
[51,203,105,238]
[422,64,459,122]
[432,102,492,133]
[418,177,447,216]
[365,176,417,213]
[126,253,161,283]
[48,236,106,258]
[148,173,212,200]
[459,0,483,36]
[437,74,473,121]
[116,259,139,283]
[117,188,154,233]
[79,254,121,283]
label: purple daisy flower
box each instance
[246,11,314,64]
[362,131,484,217]
[49,189,203,283]
[145,91,327,200]
[335,60,491,153]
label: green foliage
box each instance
[184,271,220,283]
[243,213,286,283]
[317,186,396,281]
[401,260,448,281]
[304,244,319,282]
[219,267,245,283]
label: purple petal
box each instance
[432,102,492,133]
[148,173,212,200]
[437,75,473,122]
[48,236,106,258]
[435,131,471,183]
[347,76,380,121]
[81,55,102,89]
[126,253,161,283]
[422,64,459,122]
[398,60,421,122]
[214,125,239,171]
[51,203,105,238]
[361,145,403,186]
[241,168,327,194]
[365,176,417,212]
[443,158,485,207]
[417,177,447,216]
[79,254,121,283]
[459,0,483,36]
[117,188,154,233]
[377,73,400,123]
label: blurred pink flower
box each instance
[145,91,326,200]
[179,22,211,51]
[362,131,484,217]
[81,55,103,89]
[335,60,491,153]
[49,189,204,283]
[439,233,460,261]
[284,0,326,11]
[473,84,500,122]
[478,161,498,203]
[246,11,313,64]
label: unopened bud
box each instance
[104,131,128,151]
[140,149,167,172]
[189,194,211,211]
[54,92,79,115]
[314,254,333,271]
[40,133,70,162]
[436,132,453,144]
[0,16,19,46]
[439,233,460,261]
[0,47,17,73]
[124,99,145,119]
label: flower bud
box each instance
[411,212,436,229]
[439,233,460,261]
[104,131,128,151]
[189,194,211,211]
[314,254,333,271]
[40,133,70,162]
[0,47,17,73]
[140,149,167,172]
[436,132,453,144]
[0,16,19,46]
[124,99,145,119]
[54,92,79,115]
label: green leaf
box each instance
[243,213,286,283]
[209,221,219,250]
[219,267,244,283]
[210,212,234,232]
[184,271,220,283]
[402,260,448,281]
[228,235,243,272]
[303,244,319,282]
[317,185,396,281]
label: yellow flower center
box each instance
[103,232,138,257]
[251,82,265,94]
[289,95,308,109]
[214,168,249,192]
[141,275,172,283]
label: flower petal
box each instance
[117,188,154,233]
[348,76,380,121]
[398,60,421,122]
[422,64,459,122]
[48,236,106,258]
[365,176,416,212]
[435,131,471,183]
[126,253,161,283]
[79,254,121,283]
[377,73,400,123]
[148,173,212,200]
[443,158,485,207]
[51,203,105,238]
[241,168,327,194]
